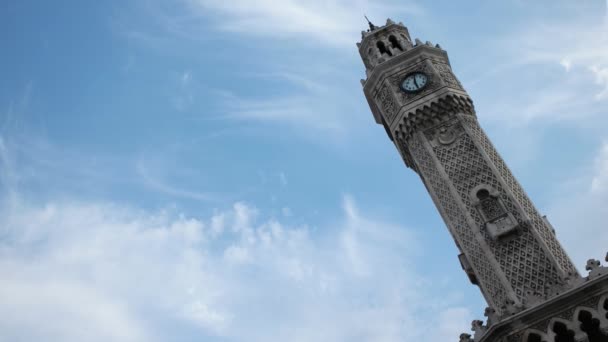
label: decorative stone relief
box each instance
[470,186,519,240]
[586,258,608,280]
[377,85,398,123]
[406,133,510,314]
[429,120,563,306]
[425,119,465,147]
[394,94,475,142]
[459,333,473,342]
[472,319,488,341]
[502,298,525,316]
[485,307,498,327]
[459,115,578,277]
[432,60,463,89]
[524,290,545,308]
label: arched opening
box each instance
[578,310,608,342]
[389,35,403,51]
[553,322,575,342]
[527,333,543,342]
[376,41,392,56]
[603,298,608,319]
[476,189,490,200]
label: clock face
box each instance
[400,72,428,93]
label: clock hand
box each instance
[413,76,419,88]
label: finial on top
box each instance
[364,15,377,31]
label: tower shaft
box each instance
[358,18,608,342]
[357,19,578,317]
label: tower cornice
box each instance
[362,44,473,141]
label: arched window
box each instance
[377,41,392,56]
[471,185,519,239]
[578,310,608,342]
[526,333,542,342]
[476,189,505,220]
[389,35,403,51]
[552,322,575,342]
[476,189,490,200]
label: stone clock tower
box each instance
[358,19,608,342]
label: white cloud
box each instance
[0,195,473,341]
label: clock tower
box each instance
[358,19,608,342]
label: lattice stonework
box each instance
[459,115,578,277]
[408,131,510,313]
[404,114,578,313]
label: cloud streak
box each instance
[185,0,423,47]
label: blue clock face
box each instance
[401,72,428,93]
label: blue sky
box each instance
[1,1,608,341]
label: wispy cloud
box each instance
[211,68,371,141]
[136,159,224,202]
[184,0,423,47]
[470,4,608,126]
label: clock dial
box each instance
[400,72,428,93]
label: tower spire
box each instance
[364,15,377,31]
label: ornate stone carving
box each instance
[395,94,475,142]
[459,115,578,277]
[556,307,576,321]
[524,290,546,308]
[407,132,510,314]
[502,298,525,316]
[470,186,519,240]
[429,121,564,306]
[460,333,474,342]
[578,295,602,309]
[530,319,550,334]
[425,119,465,147]
[472,319,488,340]
[485,307,498,327]
[432,60,463,89]
[377,85,398,123]
[586,259,608,280]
